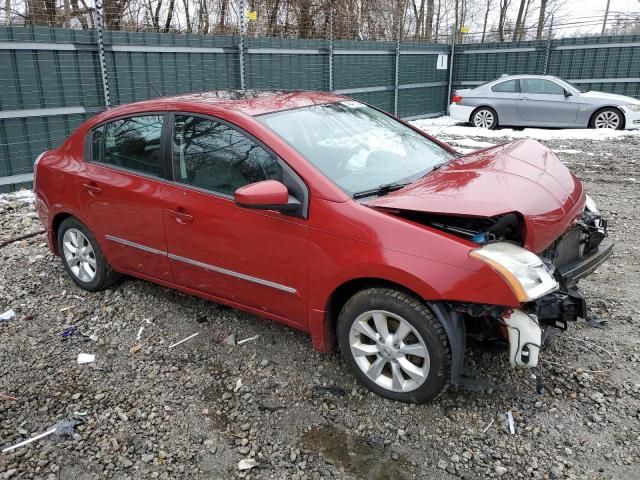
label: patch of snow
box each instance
[448,138,496,148]
[411,116,640,141]
[0,189,35,204]
[455,147,476,154]
[553,149,584,155]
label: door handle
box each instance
[167,207,194,224]
[81,182,101,196]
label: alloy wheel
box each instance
[594,111,620,129]
[62,228,97,282]
[473,110,494,128]
[349,310,431,393]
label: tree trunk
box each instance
[163,0,175,31]
[412,0,425,39]
[535,0,547,39]
[602,0,611,35]
[513,0,526,41]
[498,0,510,42]
[153,0,162,31]
[481,0,491,42]
[433,0,441,41]
[424,0,434,40]
[267,0,280,36]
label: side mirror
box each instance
[564,89,573,97]
[234,180,301,213]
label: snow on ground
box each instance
[445,138,496,148]
[0,189,34,204]
[411,116,640,141]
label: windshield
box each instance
[257,101,456,196]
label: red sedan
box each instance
[34,91,613,403]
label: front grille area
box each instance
[553,227,583,268]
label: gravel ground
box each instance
[1,131,639,480]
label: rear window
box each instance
[491,80,518,93]
[91,115,164,177]
[520,79,565,95]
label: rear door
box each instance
[161,114,308,326]
[76,114,172,281]
[488,79,521,124]
[518,78,579,125]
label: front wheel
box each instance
[337,288,451,403]
[590,108,624,130]
[471,107,498,129]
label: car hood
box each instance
[580,90,640,106]
[366,139,585,253]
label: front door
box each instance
[162,114,308,326]
[517,78,579,125]
[76,114,172,281]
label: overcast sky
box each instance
[556,0,639,32]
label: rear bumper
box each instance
[557,238,613,286]
[449,103,474,123]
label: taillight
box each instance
[451,94,463,103]
[33,151,46,192]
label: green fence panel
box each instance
[398,85,448,118]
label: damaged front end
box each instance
[440,199,613,390]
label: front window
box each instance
[172,115,282,196]
[257,101,455,196]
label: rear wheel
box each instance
[590,108,624,130]
[471,107,498,129]
[337,288,451,403]
[57,217,120,291]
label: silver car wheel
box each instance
[594,111,620,129]
[473,109,494,128]
[62,228,97,282]
[349,310,431,393]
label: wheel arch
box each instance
[470,105,499,126]
[322,277,466,387]
[50,211,75,255]
[589,105,625,129]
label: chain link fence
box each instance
[1,0,639,190]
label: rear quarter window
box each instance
[491,80,518,93]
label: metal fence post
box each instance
[446,24,456,115]
[328,9,334,92]
[543,15,554,75]
[394,37,400,116]
[238,0,246,91]
[95,0,111,108]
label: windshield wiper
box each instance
[352,182,410,199]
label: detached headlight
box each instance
[625,104,640,112]
[470,243,558,302]
[585,194,598,213]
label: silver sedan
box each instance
[449,74,640,130]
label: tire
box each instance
[57,217,120,291]
[337,288,451,403]
[471,107,498,130]
[590,107,624,130]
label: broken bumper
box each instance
[557,238,613,286]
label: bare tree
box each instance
[535,0,547,39]
[497,0,511,41]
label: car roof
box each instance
[491,74,561,82]
[106,90,345,117]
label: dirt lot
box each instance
[1,129,639,480]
